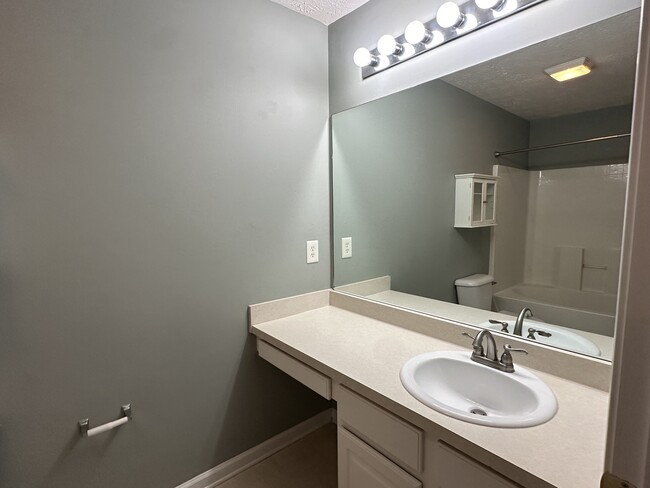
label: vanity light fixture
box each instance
[544,57,594,82]
[475,0,506,10]
[437,2,465,29]
[353,0,546,80]
[404,21,445,48]
[377,34,404,56]
[353,47,379,68]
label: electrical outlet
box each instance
[306,240,319,264]
[342,237,352,259]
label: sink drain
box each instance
[470,408,488,416]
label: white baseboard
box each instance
[176,408,335,488]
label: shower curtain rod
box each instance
[494,133,631,158]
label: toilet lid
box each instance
[454,274,494,287]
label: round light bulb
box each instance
[436,2,464,29]
[475,0,506,9]
[353,47,376,68]
[377,34,403,56]
[405,21,430,45]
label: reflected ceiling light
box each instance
[475,0,507,9]
[377,34,404,56]
[404,21,444,46]
[376,55,391,69]
[401,43,417,58]
[544,57,593,82]
[492,0,519,17]
[353,47,379,68]
[436,2,465,29]
[352,0,546,80]
[456,14,478,33]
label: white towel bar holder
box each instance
[79,404,132,438]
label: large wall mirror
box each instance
[332,9,640,361]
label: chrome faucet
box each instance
[513,307,533,336]
[470,329,499,362]
[463,330,528,373]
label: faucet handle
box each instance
[490,319,510,333]
[461,332,484,357]
[504,344,528,354]
[500,344,528,373]
[527,328,553,340]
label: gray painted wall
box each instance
[333,80,529,301]
[0,1,330,487]
[328,0,641,115]
[528,105,633,169]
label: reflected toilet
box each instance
[454,274,494,310]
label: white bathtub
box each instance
[493,284,616,337]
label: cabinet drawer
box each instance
[337,386,423,473]
[257,340,331,399]
[433,442,521,488]
[338,427,422,488]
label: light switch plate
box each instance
[342,237,352,259]
[306,240,319,264]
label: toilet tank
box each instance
[454,274,494,310]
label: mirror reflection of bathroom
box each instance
[332,10,640,360]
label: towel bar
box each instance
[79,404,132,438]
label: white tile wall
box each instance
[492,164,627,294]
[524,164,627,291]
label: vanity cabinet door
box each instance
[338,427,422,488]
[433,442,521,488]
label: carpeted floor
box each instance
[218,423,337,488]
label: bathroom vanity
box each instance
[249,289,611,488]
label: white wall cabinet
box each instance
[455,174,499,228]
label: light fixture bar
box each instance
[356,0,547,80]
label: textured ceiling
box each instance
[442,10,640,120]
[268,0,370,25]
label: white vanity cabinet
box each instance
[454,173,498,228]
[336,385,524,488]
[250,292,610,488]
[433,442,521,488]
[338,428,422,488]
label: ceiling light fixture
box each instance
[352,0,547,80]
[544,57,594,82]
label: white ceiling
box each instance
[268,0,370,25]
[442,10,640,120]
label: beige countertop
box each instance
[250,293,609,488]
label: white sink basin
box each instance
[479,319,601,356]
[400,351,558,427]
